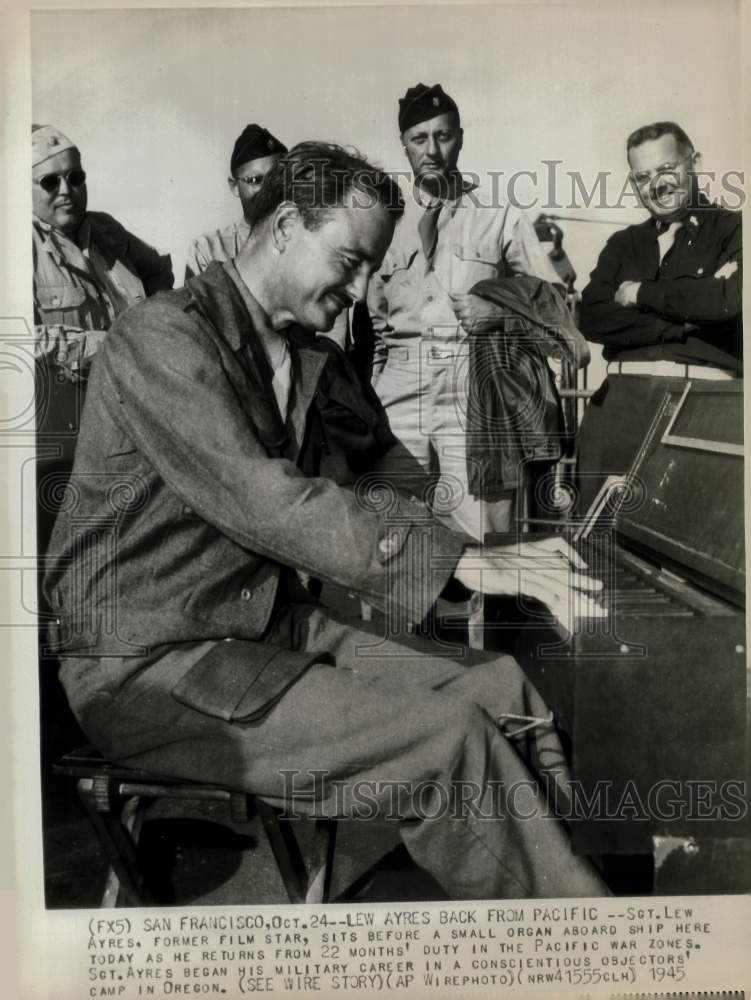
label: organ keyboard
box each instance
[485,379,749,892]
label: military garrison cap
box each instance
[32,124,78,167]
[231,124,288,173]
[398,83,460,133]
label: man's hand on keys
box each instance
[455,535,607,635]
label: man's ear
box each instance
[227,176,239,198]
[689,149,702,171]
[271,201,300,253]
[457,127,464,153]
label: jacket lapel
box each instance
[186,264,289,454]
[287,339,329,463]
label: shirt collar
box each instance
[33,214,66,249]
[222,258,283,354]
[411,172,474,210]
[33,213,89,266]
[651,191,714,234]
[221,261,329,458]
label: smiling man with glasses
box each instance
[576,120,742,514]
[32,124,174,376]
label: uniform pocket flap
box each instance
[37,284,87,310]
[171,640,326,723]
[451,241,499,265]
[380,248,418,277]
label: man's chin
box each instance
[303,306,339,333]
[321,296,349,329]
[415,169,450,194]
[645,193,688,220]
[54,211,84,233]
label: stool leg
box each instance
[77,777,152,907]
[101,796,145,907]
[255,800,308,903]
[306,819,337,904]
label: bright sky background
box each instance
[31,0,743,300]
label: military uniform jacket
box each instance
[580,196,742,373]
[33,210,174,361]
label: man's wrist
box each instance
[635,279,660,312]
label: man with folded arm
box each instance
[577,120,742,514]
[45,142,607,900]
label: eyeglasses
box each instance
[629,153,694,190]
[34,169,87,194]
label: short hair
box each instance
[626,121,694,158]
[246,141,404,230]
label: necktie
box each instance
[418,203,442,261]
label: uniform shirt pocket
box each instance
[379,248,418,282]
[448,240,501,291]
[37,284,86,311]
[36,283,87,323]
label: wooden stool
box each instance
[54,746,337,908]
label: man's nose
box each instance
[57,175,72,196]
[346,270,369,304]
[652,178,674,197]
[425,135,439,158]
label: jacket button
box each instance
[378,534,401,561]
[240,588,252,601]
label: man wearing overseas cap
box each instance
[184,123,287,280]
[32,124,174,375]
[368,83,561,542]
